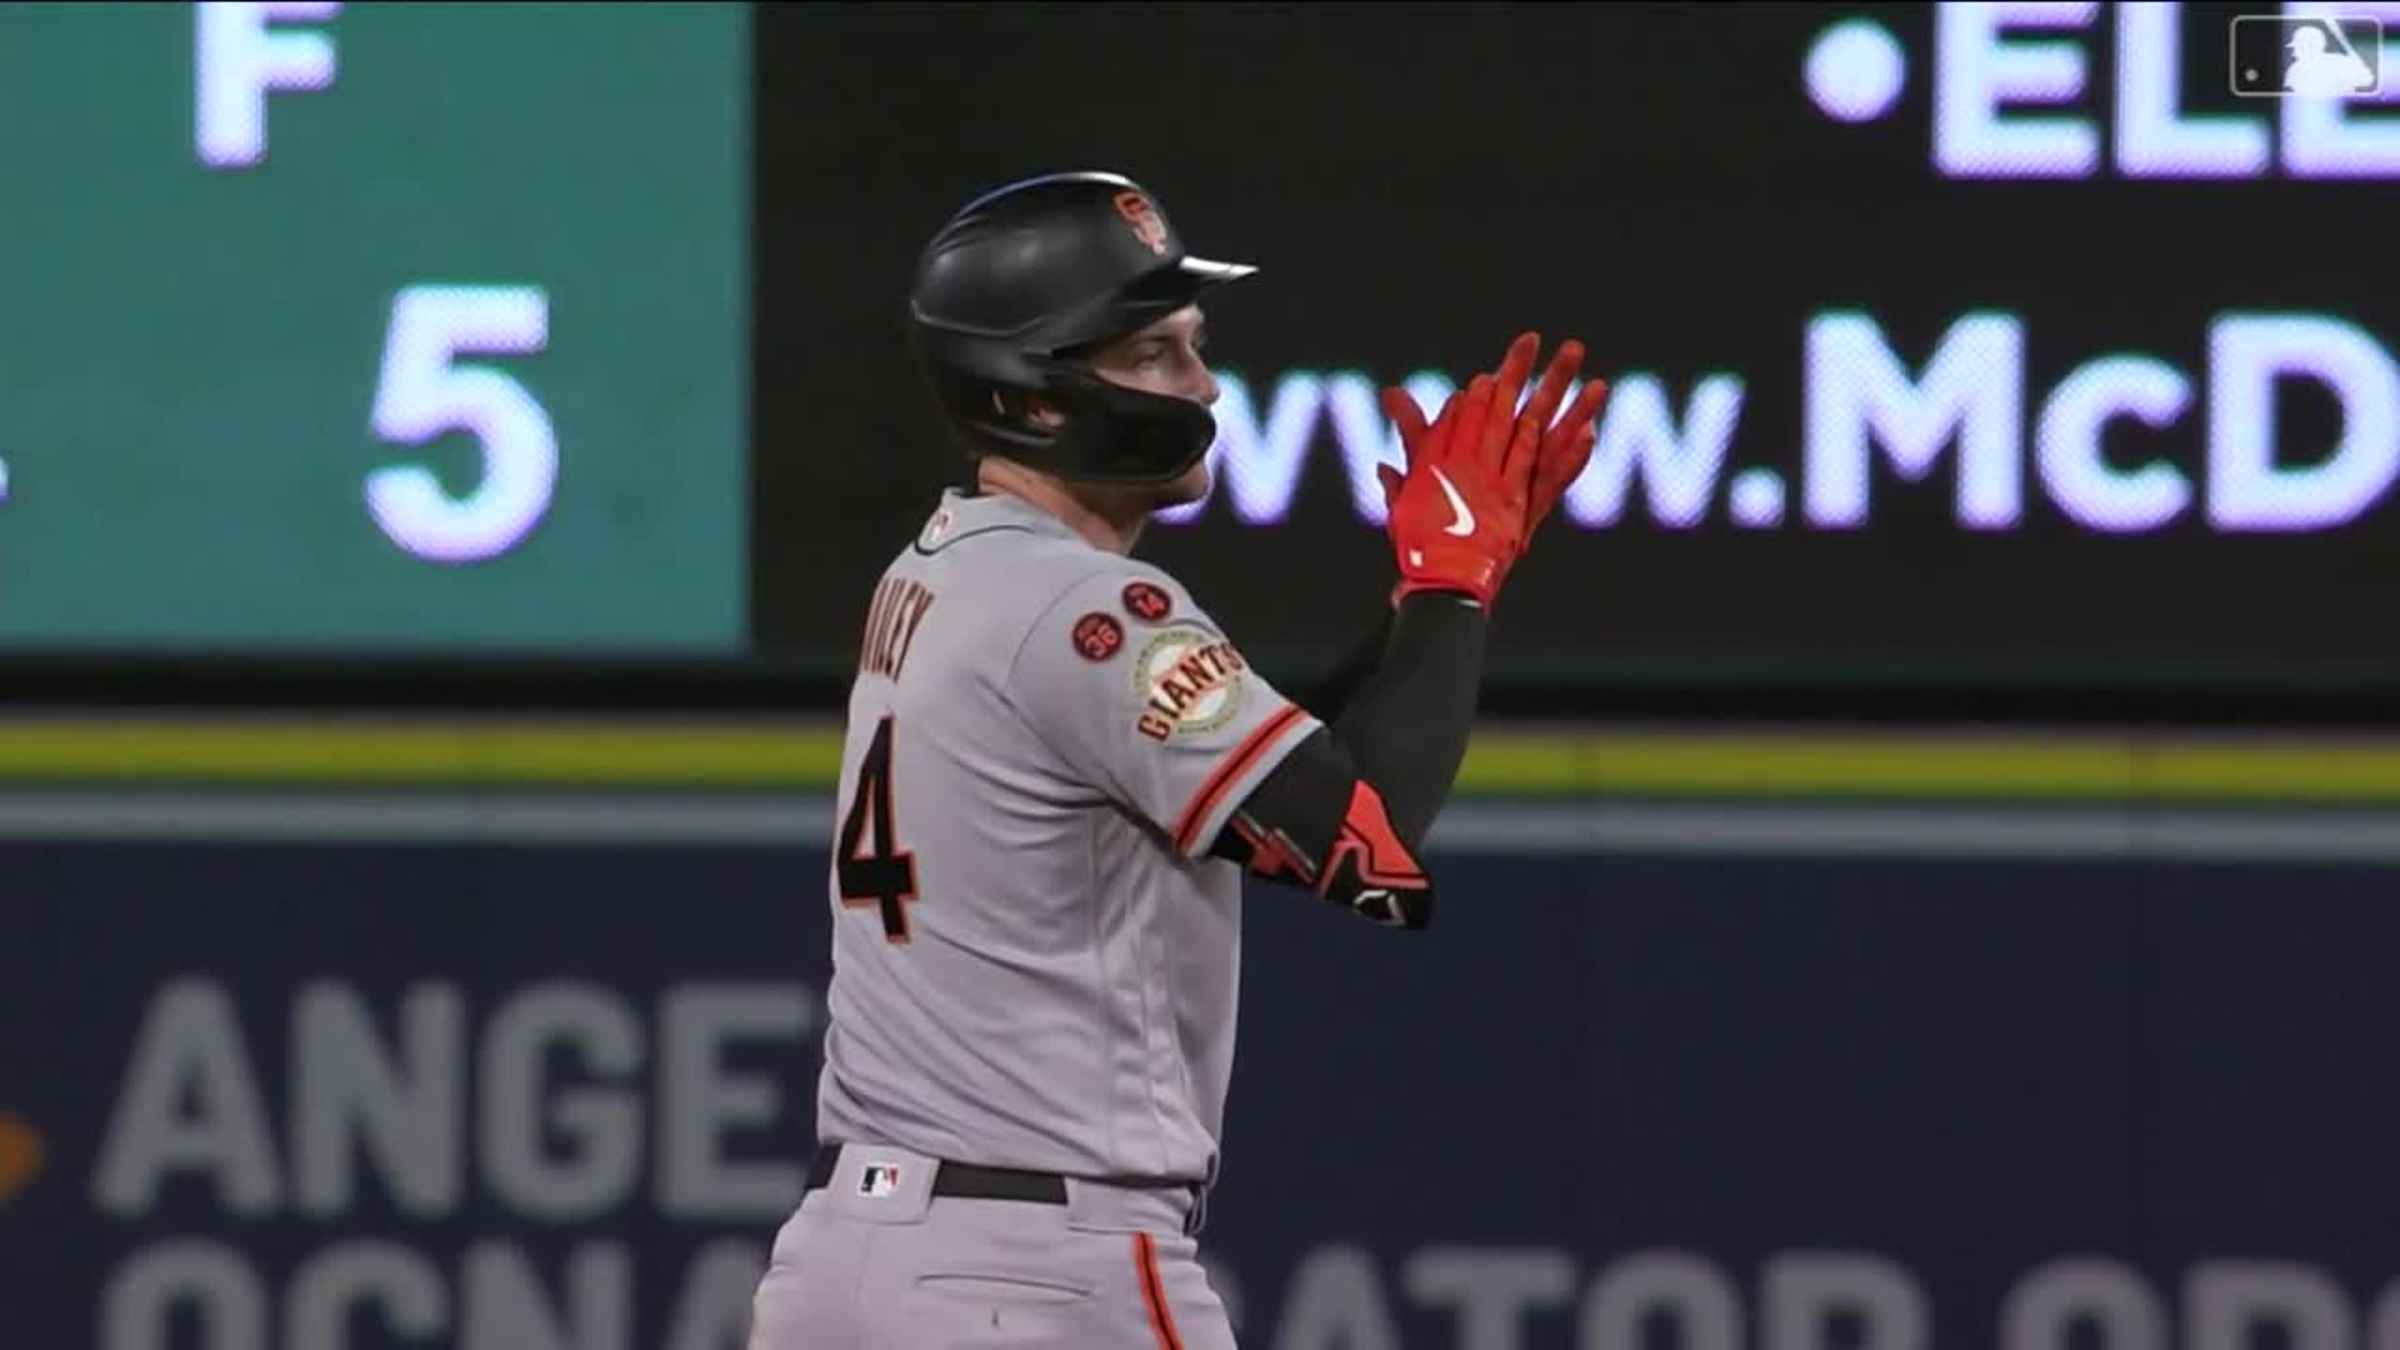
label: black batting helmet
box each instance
[907,171,1257,484]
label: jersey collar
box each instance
[917,486,1083,553]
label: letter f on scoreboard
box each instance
[195,2,342,170]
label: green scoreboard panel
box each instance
[0,2,748,652]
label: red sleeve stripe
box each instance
[1134,1232,1187,1350]
[1171,702,1309,857]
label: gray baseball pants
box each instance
[747,1143,1236,1349]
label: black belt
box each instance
[807,1143,1068,1205]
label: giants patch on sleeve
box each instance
[1132,626,1249,742]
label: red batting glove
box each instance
[1372,336,1541,609]
[1377,333,1611,609]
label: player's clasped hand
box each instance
[1375,333,1609,610]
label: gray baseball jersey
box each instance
[814,485,1324,1185]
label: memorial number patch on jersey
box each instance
[1072,612,1124,662]
[837,715,918,943]
[1121,580,1173,623]
[1133,626,1249,742]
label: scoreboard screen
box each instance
[0,3,748,653]
[755,2,2400,695]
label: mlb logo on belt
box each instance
[859,1164,902,1198]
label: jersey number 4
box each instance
[837,714,918,943]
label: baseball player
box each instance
[746,170,1606,1349]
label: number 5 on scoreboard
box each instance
[366,285,556,564]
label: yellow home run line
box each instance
[1452,733,2400,800]
[0,720,2394,801]
[0,721,841,788]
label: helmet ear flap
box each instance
[1041,365,1217,483]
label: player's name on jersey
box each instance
[859,578,937,682]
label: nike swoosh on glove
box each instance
[1431,466,1477,537]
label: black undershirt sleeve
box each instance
[1206,592,1489,926]
[1297,606,1398,727]
[1321,593,1488,845]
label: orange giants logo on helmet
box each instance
[1113,191,1170,257]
